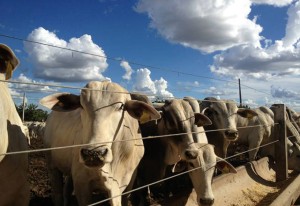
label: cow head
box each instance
[287,140,300,172]
[157,99,211,164]
[173,143,237,206]
[40,81,161,168]
[202,97,257,141]
[0,44,19,80]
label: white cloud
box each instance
[202,85,239,99]
[120,60,134,80]
[251,0,294,6]
[134,68,157,94]
[9,73,58,93]
[133,68,173,98]
[135,0,262,53]
[24,27,109,82]
[154,77,174,98]
[210,1,300,101]
[243,99,259,107]
[271,85,299,99]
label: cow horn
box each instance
[201,107,209,114]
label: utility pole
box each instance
[239,79,242,107]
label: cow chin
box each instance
[80,147,113,168]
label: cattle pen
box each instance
[1,37,300,206]
[23,101,300,206]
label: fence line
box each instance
[0,123,277,157]
[6,78,300,107]
[88,139,281,206]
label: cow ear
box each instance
[216,157,237,174]
[237,109,258,119]
[40,93,81,112]
[194,113,212,127]
[124,100,161,124]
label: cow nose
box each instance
[199,198,214,205]
[224,130,238,140]
[80,147,108,167]
[185,149,199,160]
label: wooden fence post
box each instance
[273,104,288,182]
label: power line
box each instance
[0,33,291,99]
[0,33,239,84]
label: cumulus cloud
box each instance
[271,85,299,98]
[120,60,134,80]
[210,1,300,80]
[9,73,58,93]
[24,27,109,82]
[202,86,236,97]
[133,68,173,98]
[154,78,174,98]
[135,0,262,53]
[251,0,294,6]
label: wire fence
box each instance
[3,79,298,205]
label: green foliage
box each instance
[16,103,48,122]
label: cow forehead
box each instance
[80,81,129,110]
[212,100,237,115]
[165,99,193,115]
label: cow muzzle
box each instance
[185,149,199,160]
[80,146,111,167]
[224,130,238,141]
[199,197,214,206]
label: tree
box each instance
[16,103,48,122]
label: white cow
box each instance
[0,44,30,205]
[24,121,46,139]
[40,81,161,206]
[130,95,236,206]
[233,106,274,160]
[235,105,300,172]
[201,97,257,158]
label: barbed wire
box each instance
[88,139,282,205]
[0,33,237,84]
[5,79,300,108]
[0,123,277,156]
[0,33,284,99]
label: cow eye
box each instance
[189,162,194,168]
[118,103,124,111]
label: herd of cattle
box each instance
[1,43,300,206]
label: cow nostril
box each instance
[81,149,89,157]
[200,198,214,205]
[185,150,198,159]
[225,130,238,138]
[99,148,108,156]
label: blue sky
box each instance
[1,0,300,110]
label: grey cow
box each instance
[201,97,257,158]
[131,95,236,206]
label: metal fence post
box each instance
[273,104,288,182]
